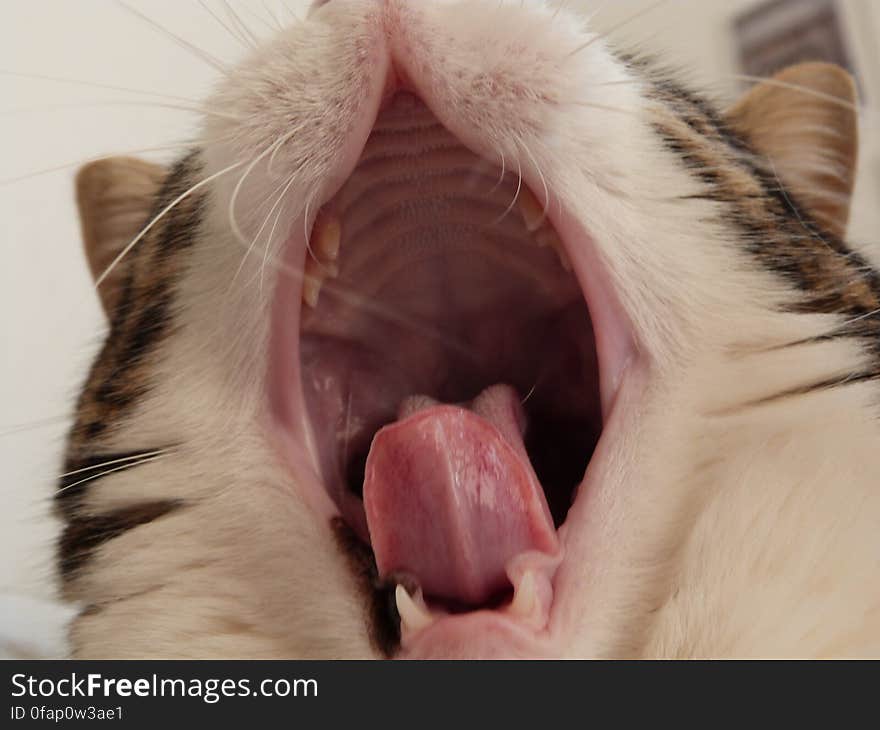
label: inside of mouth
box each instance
[297,93,602,615]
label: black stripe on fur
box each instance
[58,500,182,579]
[56,449,172,516]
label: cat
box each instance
[55,0,879,658]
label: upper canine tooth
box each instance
[536,229,571,271]
[313,216,341,262]
[517,186,545,233]
[395,584,434,634]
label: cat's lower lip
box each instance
[397,606,559,659]
[266,39,639,657]
[394,364,646,658]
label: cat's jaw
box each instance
[174,0,880,657]
[60,0,880,658]
[257,32,642,656]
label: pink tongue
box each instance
[363,384,559,605]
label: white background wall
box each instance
[1,0,878,636]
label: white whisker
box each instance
[767,158,840,257]
[568,99,644,119]
[583,0,611,24]
[837,307,880,329]
[0,142,199,187]
[316,278,482,363]
[729,74,859,112]
[96,159,246,291]
[56,456,166,495]
[519,137,551,223]
[228,130,299,249]
[303,198,318,263]
[552,0,573,22]
[2,99,241,122]
[197,0,254,49]
[489,148,507,195]
[58,450,170,480]
[238,1,281,35]
[0,69,204,105]
[220,0,261,47]
[0,415,71,438]
[230,171,297,289]
[567,0,669,59]
[520,382,538,406]
[252,248,481,362]
[493,150,523,226]
[260,176,299,294]
[260,0,284,31]
[116,1,229,74]
[268,123,305,173]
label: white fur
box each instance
[67,0,880,657]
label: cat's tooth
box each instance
[517,187,545,232]
[320,260,340,279]
[302,258,324,309]
[555,244,572,272]
[302,276,321,309]
[509,571,539,620]
[314,216,341,263]
[395,585,434,634]
[536,229,571,271]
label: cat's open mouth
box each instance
[268,79,636,657]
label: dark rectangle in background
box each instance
[734,0,862,98]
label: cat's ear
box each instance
[76,157,166,315]
[726,62,858,239]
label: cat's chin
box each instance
[265,55,640,657]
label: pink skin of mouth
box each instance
[266,20,637,657]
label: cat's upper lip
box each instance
[263,21,640,657]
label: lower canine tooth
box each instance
[517,186,545,232]
[302,259,324,308]
[395,585,434,634]
[509,571,539,619]
[536,229,571,271]
[555,244,572,271]
[313,215,341,262]
[302,275,321,308]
